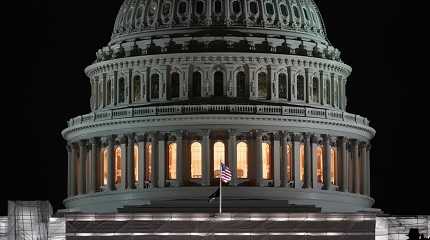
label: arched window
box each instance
[168,143,177,180]
[118,78,125,103]
[266,2,274,15]
[214,0,222,13]
[115,147,122,184]
[262,143,272,180]
[278,73,288,99]
[134,144,139,183]
[196,1,204,15]
[102,148,108,186]
[316,146,323,183]
[170,72,180,99]
[331,147,337,185]
[232,0,241,14]
[214,71,224,97]
[249,1,258,15]
[280,4,288,18]
[106,80,112,105]
[312,77,319,103]
[178,1,187,15]
[286,144,292,182]
[300,144,305,182]
[151,74,160,99]
[191,142,202,179]
[237,142,248,179]
[258,72,268,98]
[192,72,202,97]
[297,75,305,101]
[145,144,152,182]
[133,76,141,102]
[326,78,331,105]
[236,71,247,98]
[214,142,226,178]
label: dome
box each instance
[111,0,328,46]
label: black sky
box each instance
[2,0,428,216]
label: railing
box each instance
[67,104,371,128]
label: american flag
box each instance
[221,163,232,183]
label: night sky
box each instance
[3,0,427,216]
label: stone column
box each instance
[365,144,372,196]
[106,136,115,191]
[281,132,291,187]
[176,132,184,187]
[158,133,166,188]
[228,130,238,186]
[201,130,211,186]
[339,137,349,192]
[89,138,100,193]
[291,134,302,189]
[67,144,73,197]
[303,133,312,188]
[322,135,332,190]
[136,135,146,190]
[127,134,136,189]
[255,131,264,187]
[78,140,87,195]
[249,65,258,99]
[351,140,360,194]
[151,133,159,188]
[273,132,281,187]
[360,142,368,195]
[311,135,320,188]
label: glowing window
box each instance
[145,144,152,182]
[102,148,108,186]
[191,142,202,179]
[331,147,337,185]
[134,144,139,183]
[300,144,305,181]
[316,146,323,183]
[262,143,272,180]
[115,147,122,184]
[168,143,177,180]
[258,72,268,98]
[237,142,248,179]
[286,144,292,182]
[214,142,226,178]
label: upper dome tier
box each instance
[111,0,328,45]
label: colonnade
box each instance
[66,130,371,198]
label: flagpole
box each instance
[219,161,222,215]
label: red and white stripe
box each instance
[221,163,232,183]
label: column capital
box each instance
[116,135,127,144]
[303,133,312,140]
[127,133,135,141]
[173,130,186,139]
[199,129,211,137]
[66,144,72,152]
[273,131,282,141]
[227,129,238,137]
[89,137,100,145]
[291,133,302,142]
[359,141,368,149]
[135,134,146,143]
[311,135,321,144]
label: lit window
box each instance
[331,147,337,185]
[262,143,272,180]
[145,144,152,182]
[300,144,305,181]
[237,142,248,179]
[168,143,177,180]
[134,144,139,183]
[286,144,292,182]
[102,148,108,186]
[191,142,202,179]
[115,147,122,184]
[214,142,226,178]
[317,146,323,183]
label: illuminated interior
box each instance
[331,147,337,185]
[134,144,139,183]
[145,144,152,182]
[300,144,305,182]
[102,148,108,186]
[317,146,324,183]
[237,142,248,179]
[168,143,177,180]
[213,142,225,178]
[286,144,292,182]
[262,143,272,180]
[191,142,202,179]
[114,147,122,184]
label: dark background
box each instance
[2,0,428,215]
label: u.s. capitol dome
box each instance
[62,0,375,213]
